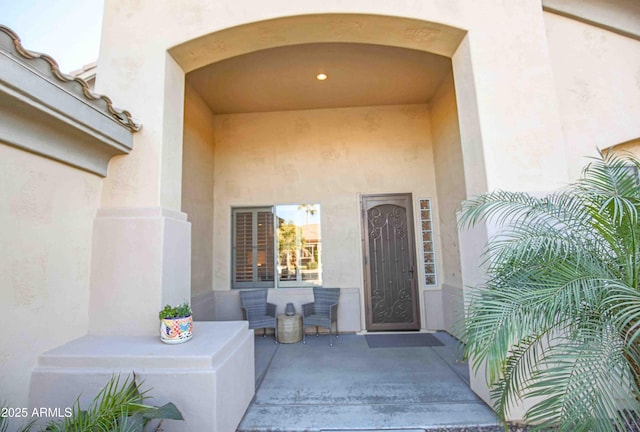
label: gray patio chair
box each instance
[239,288,278,343]
[302,287,340,346]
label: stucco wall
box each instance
[182,83,215,299]
[544,11,640,179]
[96,0,616,417]
[210,104,439,328]
[0,143,100,411]
[98,0,570,212]
[430,72,466,336]
[97,0,571,342]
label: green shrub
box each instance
[458,151,640,431]
[2,374,183,432]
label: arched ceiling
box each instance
[186,42,452,114]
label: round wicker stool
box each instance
[277,314,302,343]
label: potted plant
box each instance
[158,301,193,344]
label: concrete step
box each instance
[236,401,501,432]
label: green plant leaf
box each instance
[458,150,640,431]
[38,374,183,431]
[158,302,192,319]
[140,403,184,421]
[114,411,144,432]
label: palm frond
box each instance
[42,373,183,432]
[458,151,640,431]
[491,333,551,421]
[525,323,639,431]
[605,284,640,347]
[579,150,640,206]
[48,374,149,431]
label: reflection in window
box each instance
[276,204,322,286]
[231,204,321,288]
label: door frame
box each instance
[360,193,420,331]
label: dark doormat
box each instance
[365,333,444,348]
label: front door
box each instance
[361,193,420,331]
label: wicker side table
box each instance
[277,314,302,343]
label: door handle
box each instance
[404,266,414,280]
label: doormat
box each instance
[365,333,444,348]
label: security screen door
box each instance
[361,193,420,331]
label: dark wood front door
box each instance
[361,193,420,331]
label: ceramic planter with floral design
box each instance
[158,302,193,344]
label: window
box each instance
[419,198,437,286]
[232,208,275,288]
[232,204,322,288]
[276,204,321,286]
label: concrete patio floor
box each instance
[237,332,502,432]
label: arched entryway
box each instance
[175,14,479,341]
[89,4,575,424]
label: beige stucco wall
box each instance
[98,1,569,212]
[95,0,590,418]
[430,72,466,336]
[210,104,439,328]
[0,143,100,411]
[544,11,640,179]
[182,83,215,299]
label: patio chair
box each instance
[302,287,340,346]
[239,288,278,343]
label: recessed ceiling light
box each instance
[316,73,328,81]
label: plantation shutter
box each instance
[256,210,275,284]
[232,208,274,288]
[234,211,253,284]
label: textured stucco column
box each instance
[89,33,189,334]
[449,5,569,420]
[89,207,190,335]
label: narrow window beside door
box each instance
[419,198,437,286]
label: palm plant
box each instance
[458,151,640,431]
[44,374,182,432]
[2,374,182,432]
